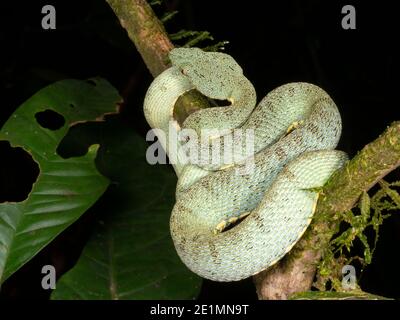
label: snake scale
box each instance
[143,48,347,282]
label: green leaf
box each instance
[0,78,120,283]
[169,30,201,41]
[161,10,178,23]
[149,0,163,6]
[359,191,370,223]
[51,121,201,300]
[183,31,214,48]
[289,290,393,300]
[384,185,400,207]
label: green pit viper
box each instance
[143,48,347,282]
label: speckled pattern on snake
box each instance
[143,47,347,282]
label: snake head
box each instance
[169,47,243,100]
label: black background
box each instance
[0,0,399,300]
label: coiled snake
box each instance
[143,48,347,281]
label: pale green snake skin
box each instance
[143,48,348,282]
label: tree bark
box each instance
[106,0,173,77]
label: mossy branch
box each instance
[254,122,400,299]
[106,0,400,300]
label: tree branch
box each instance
[254,121,400,299]
[106,0,211,120]
[106,0,400,300]
[106,0,173,77]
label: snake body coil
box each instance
[144,48,347,281]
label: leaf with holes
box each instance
[0,78,120,283]
[51,123,202,299]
